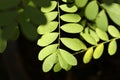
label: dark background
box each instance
[0,34,120,80]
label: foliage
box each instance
[0,0,120,72]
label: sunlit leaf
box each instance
[61,38,87,51]
[37,21,58,34]
[57,52,70,70]
[0,29,7,53]
[101,3,120,26]
[37,33,59,46]
[93,43,104,59]
[108,25,120,38]
[95,10,108,31]
[96,28,109,41]
[80,32,97,45]
[45,11,58,22]
[38,44,58,60]
[53,62,62,72]
[60,14,81,22]
[83,47,93,64]
[59,49,77,66]
[42,53,57,72]
[90,29,100,42]
[61,23,83,33]
[108,40,117,56]
[75,0,88,8]
[60,4,78,13]
[85,1,99,20]
[41,1,57,12]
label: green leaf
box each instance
[42,53,57,72]
[108,25,120,38]
[37,33,59,46]
[37,21,58,34]
[0,29,7,53]
[60,4,78,13]
[93,43,104,59]
[80,32,97,45]
[85,1,99,20]
[59,49,77,66]
[83,47,93,64]
[61,38,87,51]
[95,10,108,31]
[108,40,117,56]
[60,14,81,22]
[57,52,70,71]
[96,28,109,41]
[75,0,88,8]
[38,44,58,60]
[90,29,100,42]
[61,23,83,33]
[45,11,58,22]
[101,3,120,26]
[41,1,57,12]
[53,62,62,72]
[0,0,20,10]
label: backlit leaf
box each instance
[60,4,78,13]
[90,29,100,42]
[108,25,120,38]
[53,62,62,72]
[96,28,109,41]
[45,11,58,22]
[93,43,104,59]
[80,32,97,45]
[61,23,83,33]
[85,1,99,20]
[0,29,7,53]
[37,33,59,46]
[108,40,117,56]
[60,14,81,22]
[38,44,58,60]
[59,49,77,66]
[83,47,93,64]
[61,38,87,51]
[95,10,108,31]
[75,0,88,8]
[37,21,58,34]
[101,3,120,26]
[42,53,57,72]
[41,1,57,12]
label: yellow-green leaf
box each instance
[90,29,100,42]
[59,49,77,66]
[37,33,59,46]
[38,44,58,60]
[96,28,109,41]
[53,62,62,72]
[75,0,88,8]
[93,43,104,59]
[42,53,57,72]
[108,40,117,56]
[83,47,93,64]
[37,21,58,34]
[60,4,78,13]
[60,14,81,22]
[61,23,83,33]
[61,38,87,51]
[108,25,120,38]
[95,10,108,31]
[85,1,99,20]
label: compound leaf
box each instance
[60,14,81,22]
[61,23,83,33]
[108,40,117,56]
[61,38,87,51]
[37,33,59,46]
[93,43,104,59]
